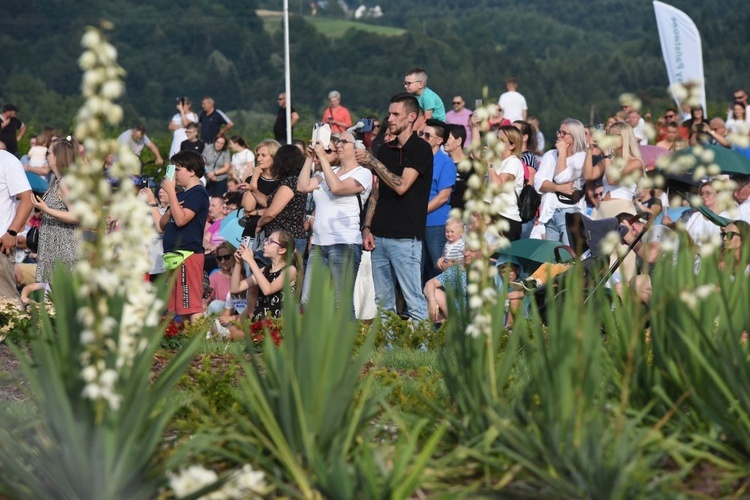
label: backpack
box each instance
[517,163,540,223]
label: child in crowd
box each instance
[27,134,49,168]
[436,218,465,271]
[206,241,236,315]
[230,229,302,334]
[160,150,210,321]
[179,122,204,155]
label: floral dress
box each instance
[35,179,83,283]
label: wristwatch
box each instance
[6,229,17,237]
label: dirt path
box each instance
[0,344,27,402]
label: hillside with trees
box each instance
[3,0,749,142]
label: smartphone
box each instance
[474,98,483,109]
[165,164,176,181]
[241,236,253,248]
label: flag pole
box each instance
[284,0,292,144]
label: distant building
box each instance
[354,4,383,19]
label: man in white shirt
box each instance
[0,150,33,300]
[498,77,527,123]
[626,110,648,145]
[117,125,164,166]
[734,175,750,223]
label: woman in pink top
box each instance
[321,90,352,134]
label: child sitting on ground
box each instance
[437,217,465,271]
[227,230,302,340]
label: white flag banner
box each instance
[653,1,706,113]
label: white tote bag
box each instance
[353,250,377,320]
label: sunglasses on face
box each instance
[333,138,354,146]
[417,130,431,139]
[722,231,740,241]
[216,254,232,261]
[452,101,462,105]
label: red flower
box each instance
[164,319,185,338]
[249,318,283,347]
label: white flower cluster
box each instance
[456,104,514,338]
[67,27,159,410]
[679,284,716,310]
[168,464,269,499]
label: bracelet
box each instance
[6,229,18,237]
[149,203,158,207]
[361,225,371,231]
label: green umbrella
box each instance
[671,144,750,176]
[697,205,730,227]
[491,239,574,275]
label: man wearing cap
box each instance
[0,150,33,301]
[0,104,27,157]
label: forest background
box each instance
[3,0,749,145]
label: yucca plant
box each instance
[0,269,203,499]
[498,270,670,498]
[649,245,750,466]
[225,263,442,498]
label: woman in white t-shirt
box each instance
[663,180,724,247]
[488,125,525,241]
[534,119,588,245]
[726,102,748,136]
[296,130,373,304]
[168,98,199,157]
[229,135,255,183]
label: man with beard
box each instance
[355,93,433,323]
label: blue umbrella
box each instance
[218,208,245,246]
[25,172,49,193]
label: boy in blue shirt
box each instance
[160,150,210,321]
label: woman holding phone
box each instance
[31,137,83,284]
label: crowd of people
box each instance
[2,72,750,336]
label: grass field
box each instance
[257,9,406,38]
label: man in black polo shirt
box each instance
[273,92,299,144]
[199,97,233,144]
[0,104,27,157]
[355,93,433,322]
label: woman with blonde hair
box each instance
[583,121,644,280]
[488,125,525,241]
[240,139,281,243]
[30,137,83,284]
[534,118,588,245]
[583,121,643,219]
